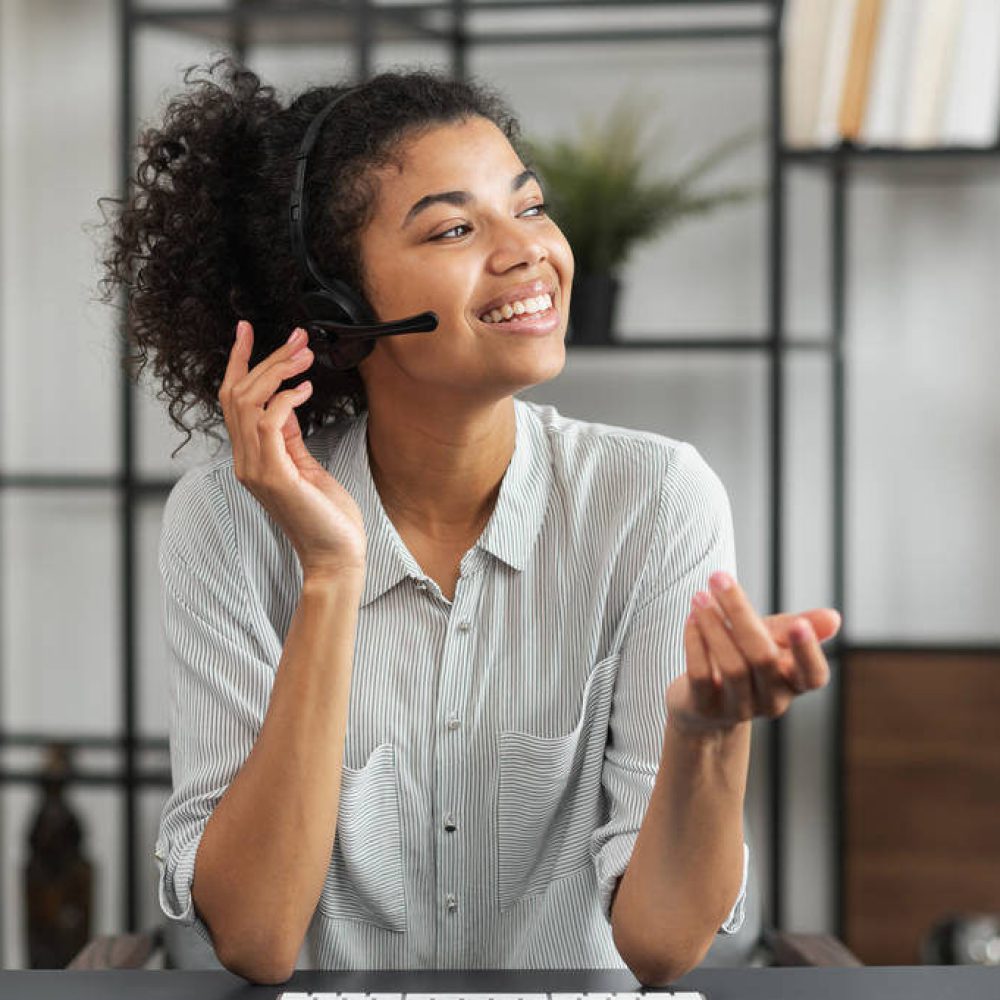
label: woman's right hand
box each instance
[219,320,367,581]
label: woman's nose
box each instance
[487,217,548,272]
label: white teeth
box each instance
[479,291,554,323]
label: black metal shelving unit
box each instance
[2,0,1000,968]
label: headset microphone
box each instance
[289,87,438,371]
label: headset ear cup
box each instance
[303,321,375,372]
[325,336,375,371]
[301,288,361,326]
[300,320,372,371]
[301,288,375,371]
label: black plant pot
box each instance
[568,271,620,345]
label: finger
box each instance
[220,321,256,465]
[705,572,794,717]
[258,381,314,473]
[787,617,831,692]
[231,350,314,477]
[692,591,753,721]
[233,334,314,412]
[220,319,253,399]
[683,612,719,716]
[219,320,254,420]
[281,395,321,472]
[240,326,310,391]
[222,325,313,493]
[707,569,786,666]
[766,607,842,645]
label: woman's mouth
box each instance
[476,292,560,336]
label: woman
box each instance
[100,58,840,985]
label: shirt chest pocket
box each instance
[317,743,407,932]
[495,651,621,912]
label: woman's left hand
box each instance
[666,570,842,736]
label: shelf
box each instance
[0,474,175,495]
[0,768,171,788]
[0,734,169,750]
[840,641,1000,654]
[134,4,443,46]
[568,335,834,351]
[783,144,1000,164]
[0,734,171,789]
[132,0,772,47]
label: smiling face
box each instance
[355,115,573,407]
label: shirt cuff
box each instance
[718,841,750,935]
[594,831,640,924]
[155,831,216,949]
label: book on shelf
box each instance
[813,0,860,146]
[899,0,963,147]
[860,0,920,146]
[838,0,883,142]
[783,0,1000,150]
[941,0,1000,146]
[782,0,840,147]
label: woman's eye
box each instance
[432,223,471,241]
[429,203,548,242]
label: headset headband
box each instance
[286,84,438,360]
[288,88,360,293]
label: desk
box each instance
[0,967,997,1000]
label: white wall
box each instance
[1,0,999,969]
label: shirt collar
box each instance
[324,398,552,609]
[478,399,554,573]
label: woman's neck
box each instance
[364,396,516,542]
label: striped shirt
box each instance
[154,396,749,970]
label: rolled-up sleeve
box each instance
[155,468,281,946]
[590,442,749,933]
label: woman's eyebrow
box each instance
[401,168,540,228]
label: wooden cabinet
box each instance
[843,648,1000,964]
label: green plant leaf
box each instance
[525,101,763,273]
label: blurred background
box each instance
[1,0,999,973]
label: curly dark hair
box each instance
[97,55,524,445]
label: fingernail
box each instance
[286,327,306,346]
[710,571,734,592]
[790,618,811,642]
[692,591,712,609]
[236,320,247,340]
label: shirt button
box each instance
[446,715,461,732]
[415,580,428,592]
[444,813,457,832]
[445,893,458,912]
[153,845,165,862]
[456,620,471,632]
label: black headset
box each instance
[288,87,439,371]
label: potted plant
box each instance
[524,96,761,344]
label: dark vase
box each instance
[568,271,621,344]
[24,743,93,968]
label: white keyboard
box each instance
[278,992,706,1000]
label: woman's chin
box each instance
[507,346,567,393]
